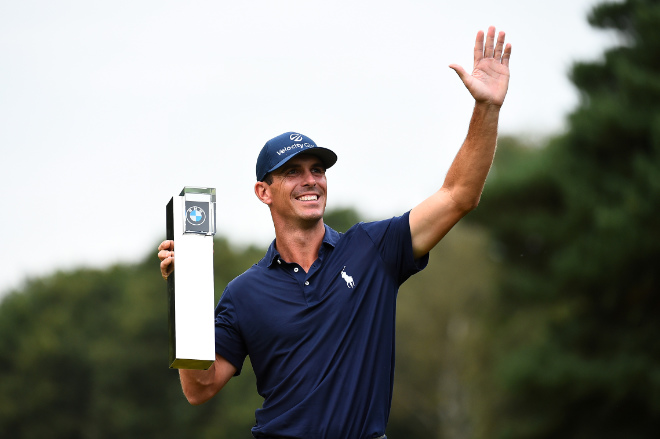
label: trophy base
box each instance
[169,358,214,370]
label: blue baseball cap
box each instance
[256,132,338,181]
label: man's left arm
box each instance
[410,26,512,259]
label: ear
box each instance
[254,181,272,205]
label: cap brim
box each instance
[265,147,337,177]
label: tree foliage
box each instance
[0,210,498,438]
[470,1,660,437]
[0,239,264,438]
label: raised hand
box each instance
[449,26,511,107]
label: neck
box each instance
[273,219,325,273]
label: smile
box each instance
[297,195,318,201]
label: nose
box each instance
[302,169,317,186]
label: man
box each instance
[158,26,511,439]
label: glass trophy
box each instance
[181,187,216,236]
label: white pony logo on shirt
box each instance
[341,266,355,288]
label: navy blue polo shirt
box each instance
[214,211,428,439]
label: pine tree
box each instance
[470,1,660,437]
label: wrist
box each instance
[472,101,502,125]
[474,100,502,113]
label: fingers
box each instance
[160,256,174,280]
[475,26,510,65]
[493,31,505,60]
[157,241,174,261]
[157,239,174,262]
[473,30,484,65]
[157,240,174,280]
[484,26,496,59]
[502,43,512,67]
[158,249,174,262]
[158,240,173,252]
[158,250,174,280]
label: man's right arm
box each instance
[157,240,237,404]
[179,353,237,405]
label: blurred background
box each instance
[2,0,659,437]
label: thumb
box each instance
[448,64,470,83]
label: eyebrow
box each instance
[277,160,325,174]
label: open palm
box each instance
[450,26,511,107]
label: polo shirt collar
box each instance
[263,224,340,268]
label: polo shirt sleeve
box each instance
[361,210,429,285]
[214,287,248,375]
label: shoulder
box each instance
[225,263,263,292]
[348,211,411,242]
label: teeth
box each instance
[298,195,318,201]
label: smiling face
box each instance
[255,153,328,229]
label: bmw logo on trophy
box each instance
[165,187,216,369]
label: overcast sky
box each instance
[0,0,617,295]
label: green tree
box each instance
[391,222,497,439]
[0,241,263,438]
[470,1,660,437]
[0,207,501,438]
[323,206,363,233]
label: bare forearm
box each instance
[178,355,236,405]
[179,368,220,405]
[442,101,501,210]
[409,27,510,257]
